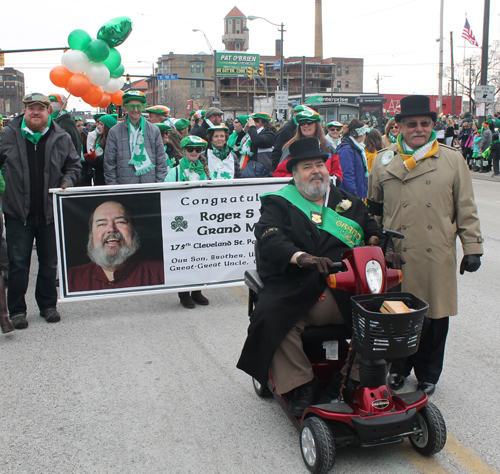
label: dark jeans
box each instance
[5,215,57,315]
[493,157,499,175]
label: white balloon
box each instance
[103,78,121,94]
[63,50,90,74]
[86,63,110,87]
[116,77,125,89]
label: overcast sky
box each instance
[2,0,499,112]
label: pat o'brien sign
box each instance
[52,179,287,301]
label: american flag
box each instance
[462,19,479,47]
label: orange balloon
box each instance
[110,89,124,105]
[50,65,74,88]
[66,74,91,97]
[97,92,111,108]
[82,85,103,105]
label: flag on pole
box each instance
[462,19,479,47]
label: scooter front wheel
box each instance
[252,377,272,398]
[410,402,447,455]
[300,417,336,474]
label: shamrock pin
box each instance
[171,216,188,232]
[220,171,231,179]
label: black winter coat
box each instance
[270,120,297,171]
[236,185,384,385]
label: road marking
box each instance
[228,286,499,474]
[444,434,499,474]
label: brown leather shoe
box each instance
[191,291,209,305]
[179,292,195,309]
[0,313,14,333]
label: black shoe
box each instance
[40,308,61,323]
[289,377,319,417]
[388,373,406,391]
[178,292,195,309]
[191,291,209,305]
[11,313,28,329]
[417,382,436,396]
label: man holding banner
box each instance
[237,137,389,416]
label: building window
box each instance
[229,20,232,24]
[346,66,349,74]
[237,20,240,24]
[191,80,196,88]
[236,43,240,50]
[337,63,342,76]
[191,64,195,73]
[345,81,349,88]
[309,81,313,87]
[236,30,240,34]
[337,81,341,88]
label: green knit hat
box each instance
[74,116,83,122]
[189,110,196,117]
[99,114,118,129]
[326,121,343,128]
[174,118,190,131]
[236,115,249,126]
[180,135,208,150]
[155,122,173,132]
[293,105,317,124]
[251,112,272,122]
[122,90,147,105]
[295,109,321,123]
[93,112,106,122]
[207,124,229,133]
[145,105,170,116]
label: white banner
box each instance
[52,178,288,301]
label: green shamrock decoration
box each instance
[171,216,188,232]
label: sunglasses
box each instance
[328,127,341,131]
[402,120,432,129]
[390,126,399,130]
[124,103,146,112]
[299,120,316,126]
[185,146,204,153]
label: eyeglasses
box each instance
[402,120,432,129]
[185,146,203,153]
[124,103,146,112]
[390,126,399,130]
[328,127,341,131]
[299,120,316,126]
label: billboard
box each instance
[216,53,260,77]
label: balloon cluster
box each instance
[50,17,133,108]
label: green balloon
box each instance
[97,17,133,48]
[86,39,110,63]
[68,29,92,51]
[102,48,121,72]
[110,64,125,79]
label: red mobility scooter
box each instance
[244,231,446,474]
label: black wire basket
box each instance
[351,292,428,359]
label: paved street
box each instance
[0,176,499,474]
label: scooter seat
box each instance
[244,269,265,294]
[302,324,352,344]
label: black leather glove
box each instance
[60,181,71,190]
[385,251,406,269]
[297,253,336,274]
[460,254,481,275]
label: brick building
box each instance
[0,67,25,116]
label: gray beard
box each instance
[87,231,140,270]
[295,174,328,200]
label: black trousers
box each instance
[390,317,449,384]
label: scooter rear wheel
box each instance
[410,402,447,455]
[300,417,336,474]
[252,378,272,398]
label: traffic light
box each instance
[258,63,265,77]
[0,51,4,67]
[247,67,253,80]
[126,74,130,83]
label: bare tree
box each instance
[445,40,500,112]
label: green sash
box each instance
[261,184,364,248]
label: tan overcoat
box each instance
[368,143,484,319]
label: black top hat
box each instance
[286,137,329,173]
[395,95,437,123]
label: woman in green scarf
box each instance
[203,125,242,180]
[164,135,211,308]
[155,122,180,173]
[164,135,209,182]
[382,119,399,148]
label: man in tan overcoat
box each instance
[368,95,483,396]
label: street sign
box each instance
[212,97,220,105]
[273,61,281,70]
[475,85,495,103]
[216,53,260,77]
[275,91,289,109]
[157,74,178,80]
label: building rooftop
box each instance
[225,6,245,18]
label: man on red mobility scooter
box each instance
[237,137,401,416]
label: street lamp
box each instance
[248,15,285,91]
[193,29,218,106]
[138,60,156,104]
[192,29,214,55]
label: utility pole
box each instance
[479,0,490,122]
[301,56,306,104]
[438,0,444,114]
[213,50,218,105]
[450,32,455,115]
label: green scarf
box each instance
[164,145,175,169]
[228,131,239,149]
[261,184,364,248]
[388,133,398,144]
[179,157,207,181]
[127,117,155,176]
[211,144,231,160]
[21,116,52,145]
